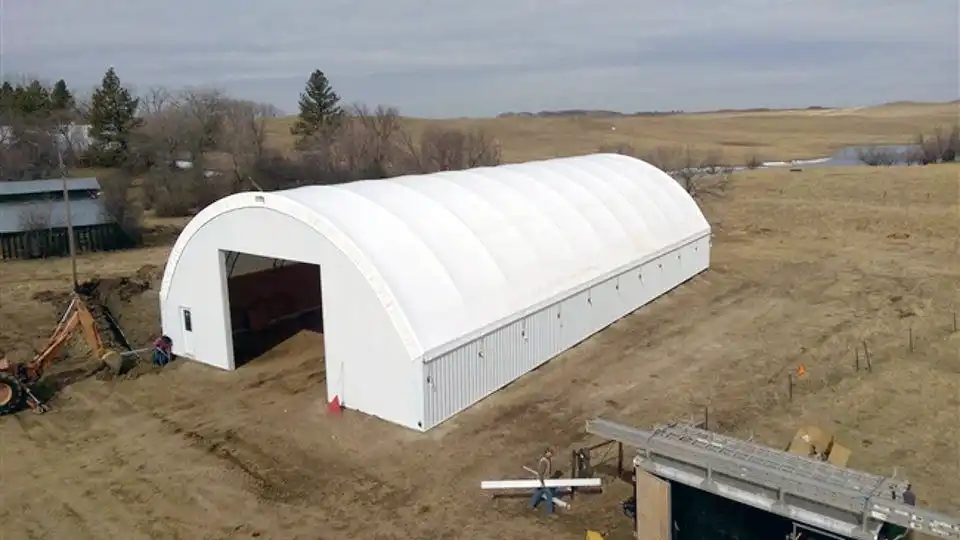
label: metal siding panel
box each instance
[560,291,590,349]
[423,303,568,430]
[423,238,709,430]
[489,319,520,384]
[424,362,436,427]
[526,304,561,366]
[592,279,623,332]
[619,264,645,315]
[665,248,684,289]
[641,260,664,305]
[426,339,486,426]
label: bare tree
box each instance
[598,142,639,156]
[18,200,55,258]
[698,149,728,175]
[98,171,143,245]
[249,151,317,191]
[177,88,229,162]
[463,129,501,169]
[348,104,403,172]
[133,88,288,211]
[139,86,176,116]
[857,147,901,166]
[143,166,209,217]
[401,126,501,173]
[133,88,228,166]
[598,143,728,195]
[320,104,405,178]
[914,125,959,164]
[665,146,702,192]
[220,99,280,190]
[130,107,182,170]
[0,119,34,180]
[293,103,409,183]
[0,115,60,180]
[745,154,764,169]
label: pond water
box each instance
[762,144,957,169]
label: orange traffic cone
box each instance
[327,395,342,416]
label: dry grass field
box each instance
[1,157,958,539]
[266,101,960,163]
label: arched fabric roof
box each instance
[161,153,709,360]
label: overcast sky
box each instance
[2,0,957,117]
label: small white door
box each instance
[180,307,195,357]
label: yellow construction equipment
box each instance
[0,294,124,415]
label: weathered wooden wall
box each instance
[0,223,128,260]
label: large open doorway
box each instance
[670,482,844,540]
[222,251,324,367]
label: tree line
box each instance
[0,67,501,244]
[0,77,80,179]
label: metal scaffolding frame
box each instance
[586,419,960,540]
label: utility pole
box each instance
[57,141,79,290]
[0,0,5,83]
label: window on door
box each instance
[183,309,193,332]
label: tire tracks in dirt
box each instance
[97,368,416,521]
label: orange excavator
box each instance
[0,295,125,416]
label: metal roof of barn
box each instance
[586,419,960,540]
[0,197,114,234]
[0,177,101,197]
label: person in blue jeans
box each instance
[529,448,556,514]
[152,335,173,367]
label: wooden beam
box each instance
[522,466,572,508]
[481,478,602,490]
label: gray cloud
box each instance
[2,0,957,117]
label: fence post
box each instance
[953,311,957,333]
[909,327,914,353]
[855,349,860,372]
[788,373,794,401]
[863,341,872,372]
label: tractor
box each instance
[0,294,125,416]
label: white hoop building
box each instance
[159,154,711,431]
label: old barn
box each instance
[0,177,127,260]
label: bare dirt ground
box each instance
[1,164,958,540]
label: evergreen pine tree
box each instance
[0,81,14,112]
[291,69,343,144]
[50,79,75,111]
[18,80,51,115]
[87,67,142,166]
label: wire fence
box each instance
[782,310,959,404]
[681,310,960,435]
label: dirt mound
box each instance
[76,275,151,305]
[96,356,164,381]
